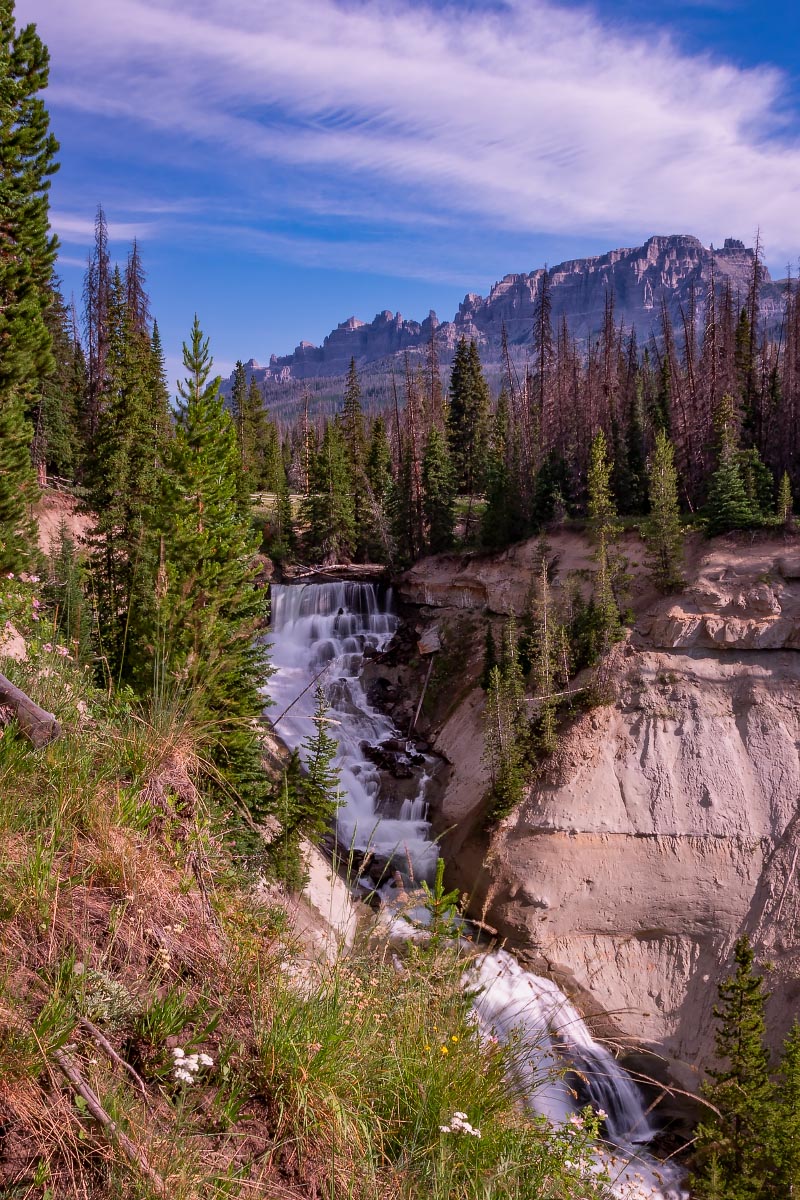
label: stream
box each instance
[265,581,688,1200]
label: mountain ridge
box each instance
[237,233,787,393]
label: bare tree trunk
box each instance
[0,672,61,747]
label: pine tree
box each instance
[157,316,270,804]
[587,430,622,545]
[302,420,355,564]
[85,268,169,684]
[422,425,456,554]
[230,360,247,454]
[0,391,37,571]
[260,416,285,493]
[298,684,341,842]
[586,430,624,650]
[694,936,774,1199]
[82,206,111,440]
[777,471,794,527]
[481,621,497,690]
[643,430,684,592]
[705,394,761,536]
[241,376,268,493]
[530,450,570,530]
[338,359,370,559]
[770,1021,800,1197]
[0,0,59,570]
[525,548,565,755]
[361,415,393,561]
[31,282,83,483]
[447,338,490,539]
[483,618,529,822]
[481,389,512,548]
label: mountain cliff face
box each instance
[242,234,785,387]
[396,532,800,1093]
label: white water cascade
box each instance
[267,581,439,881]
[266,582,687,1200]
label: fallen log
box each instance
[0,671,61,747]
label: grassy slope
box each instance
[0,578,608,1200]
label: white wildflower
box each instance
[171,1045,214,1085]
[439,1111,481,1138]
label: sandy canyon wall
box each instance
[398,533,800,1091]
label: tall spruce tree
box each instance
[302,420,356,563]
[482,389,512,548]
[770,1021,800,1197]
[85,267,169,684]
[586,430,624,650]
[694,936,774,1200]
[447,338,490,539]
[338,357,369,558]
[483,618,529,822]
[777,471,794,528]
[362,415,393,561]
[422,425,456,554]
[0,0,59,570]
[642,430,684,592]
[705,394,761,536]
[157,316,270,803]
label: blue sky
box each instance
[18,0,800,386]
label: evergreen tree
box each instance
[361,415,394,561]
[642,430,685,592]
[422,425,456,554]
[483,618,529,822]
[777,471,794,528]
[0,0,59,569]
[694,936,774,1200]
[43,519,92,664]
[298,684,341,843]
[302,420,356,563]
[587,430,622,544]
[0,391,36,571]
[389,436,423,566]
[86,268,170,683]
[738,445,774,518]
[482,389,512,548]
[525,548,565,755]
[241,377,268,496]
[337,357,370,558]
[230,360,247,453]
[157,316,270,805]
[530,450,570,530]
[586,430,624,650]
[770,1021,800,1197]
[32,282,83,482]
[260,416,285,493]
[269,688,341,884]
[447,338,490,539]
[481,621,497,691]
[705,394,761,536]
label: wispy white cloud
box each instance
[26,0,800,268]
[51,210,160,244]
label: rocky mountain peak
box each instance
[236,233,784,389]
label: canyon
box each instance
[389,529,800,1094]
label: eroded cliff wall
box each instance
[399,533,800,1091]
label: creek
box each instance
[266,581,688,1200]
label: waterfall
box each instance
[266,582,687,1200]
[267,581,439,882]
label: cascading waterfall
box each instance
[267,581,439,881]
[266,582,687,1200]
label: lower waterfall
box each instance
[266,581,687,1200]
